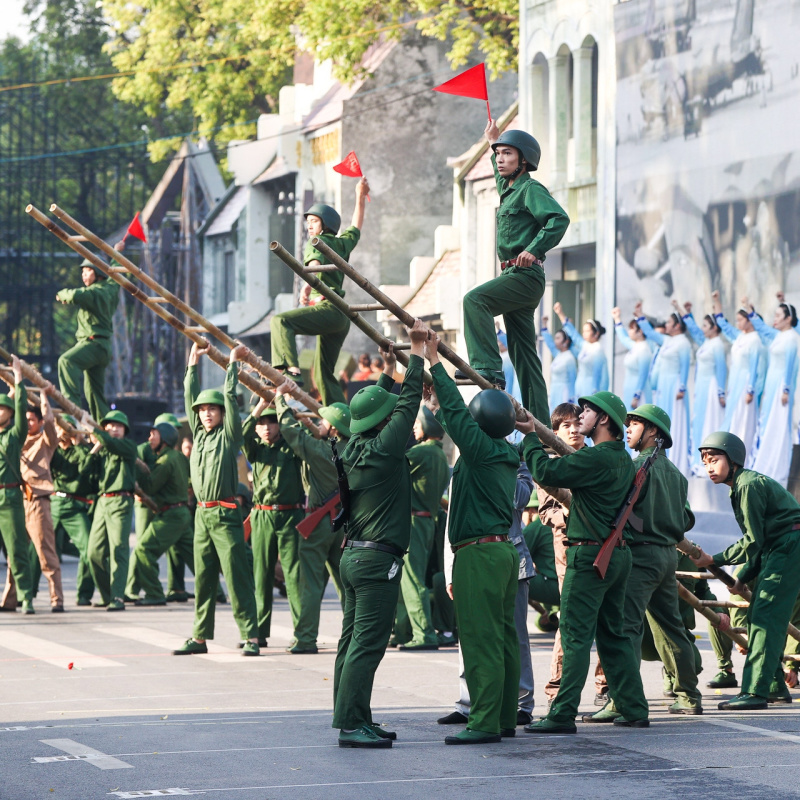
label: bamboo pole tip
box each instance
[25,204,33,213]
[269,241,279,251]
[49,204,58,211]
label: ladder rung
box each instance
[185,326,207,333]
[148,296,170,304]
[67,235,88,242]
[391,342,411,350]
[348,303,386,312]
[455,379,477,386]
[107,266,127,273]
[303,265,340,273]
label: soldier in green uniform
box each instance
[242,396,305,648]
[0,356,34,614]
[425,330,520,744]
[271,178,370,404]
[125,422,194,605]
[397,403,450,651]
[56,257,120,422]
[518,391,650,732]
[523,516,560,608]
[173,342,260,655]
[585,404,702,723]
[459,120,569,422]
[333,321,427,749]
[274,379,350,653]
[691,432,800,709]
[51,415,97,605]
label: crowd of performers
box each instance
[2,118,800,749]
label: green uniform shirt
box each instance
[138,441,157,470]
[342,353,423,550]
[0,384,28,494]
[184,363,243,503]
[431,363,519,545]
[242,414,304,506]
[408,438,450,515]
[523,518,558,581]
[303,227,360,298]
[492,154,569,262]
[275,395,339,507]
[713,468,800,582]
[523,433,635,543]
[51,442,97,496]
[94,428,137,493]
[629,446,693,546]
[137,446,189,507]
[56,278,120,341]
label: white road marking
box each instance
[36,738,134,769]
[94,625,243,663]
[0,632,124,669]
[704,717,800,744]
[108,791,202,798]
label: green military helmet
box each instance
[79,256,106,279]
[100,409,130,433]
[192,389,225,411]
[350,385,397,434]
[626,403,673,449]
[304,203,341,234]
[154,422,178,449]
[254,406,278,421]
[0,394,15,412]
[319,402,352,438]
[417,405,444,440]
[579,391,627,436]
[698,431,746,467]
[491,129,541,172]
[154,412,181,430]
[60,413,78,428]
[468,389,516,439]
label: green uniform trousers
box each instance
[51,496,95,602]
[332,548,402,729]
[528,573,560,607]
[0,493,33,605]
[167,506,194,593]
[192,506,257,641]
[57,338,112,422]
[463,266,549,424]
[741,536,800,698]
[783,593,800,667]
[453,541,519,734]
[250,508,303,640]
[293,516,344,649]
[398,516,438,645]
[134,502,153,543]
[608,545,701,710]
[125,506,194,601]
[549,544,649,725]
[87,495,133,604]
[270,301,348,406]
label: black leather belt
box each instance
[344,539,405,558]
[566,540,628,548]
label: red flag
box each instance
[432,63,491,119]
[333,151,363,178]
[126,212,147,243]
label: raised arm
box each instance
[541,322,558,358]
[11,356,28,442]
[682,313,704,347]
[715,313,739,343]
[184,341,208,438]
[637,315,664,346]
[351,177,370,230]
[749,310,775,345]
[224,345,245,446]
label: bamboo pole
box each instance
[678,538,800,644]
[675,581,749,650]
[697,599,750,609]
[675,571,717,580]
[45,204,321,413]
[307,237,572,458]
[26,205,279,409]
[0,344,157,512]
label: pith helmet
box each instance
[0,394,14,412]
[154,412,181,430]
[491,129,541,171]
[60,413,78,428]
[417,405,444,439]
[319,402,352,438]
[304,203,341,234]
[254,406,278,420]
[154,422,178,448]
[579,391,627,435]
[626,403,673,449]
[192,389,225,411]
[698,431,746,467]
[80,256,106,279]
[100,409,130,433]
[350,385,397,434]
[468,390,516,439]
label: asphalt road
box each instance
[3,555,800,800]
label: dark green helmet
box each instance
[319,402,352,438]
[579,391,627,436]
[417,405,444,439]
[0,394,14,412]
[192,389,225,411]
[154,422,178,449]
[468,390,516,439]
[60,413,78,428]
[698,431,746,467]
[491,129,541,171]
[100,409,130,433]
[80,256,106,279]
[154,412,181,430]
[350,385,397,434]
[254,406,278,421]
[304,203,341,234]
[626,403,672,449]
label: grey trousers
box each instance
[455,578,534,715]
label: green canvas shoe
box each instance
[444,728,502,744]
[706,670,738,689]
[718,693,768,710]
[338,726,392,748]
[172,638,208,656]
[524,718,577,734]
